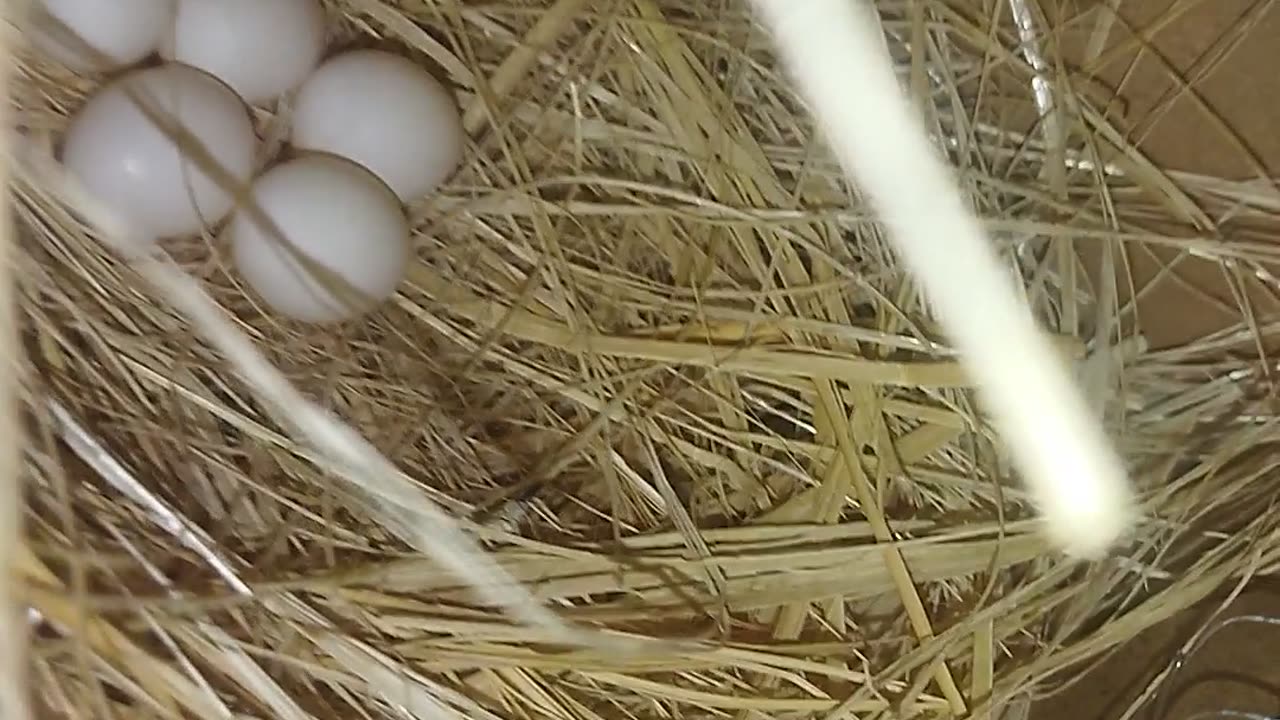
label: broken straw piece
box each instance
[750,0,1135,558]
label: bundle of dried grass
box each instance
[11,1,1280,719]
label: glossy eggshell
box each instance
[61,63,257,251]
[160,0,327,104]
[291,50,465,202]
[228,154,412,323]
[33,0,172,71]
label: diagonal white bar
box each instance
[750,0,1135,558]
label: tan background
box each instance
[1060,0,1280,348]
[1035,1,1280,718]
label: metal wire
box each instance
[1121,604,1280,717]
[1144,613,1280,720]
[1007,0,1058,140]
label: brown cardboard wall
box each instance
[1035,1,1280,717]
[1045,0,1280,348]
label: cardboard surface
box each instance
[1032,1,1280,718]
[1049,0,1280,348]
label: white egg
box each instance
[228,155,411,323]
[33,0,172,71]
[291,50,465,202]
[62,64,257,252]
[160,0,326,104]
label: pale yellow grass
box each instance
[10,2,1280,720]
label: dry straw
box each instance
[11,2,1280,720]
[750,0,1134,560]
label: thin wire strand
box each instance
[1148,614,1280,720]
[1007,0,1058,141]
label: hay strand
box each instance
[0,6,27,720]
[13,1,1280,719]
[750,0,1133,560]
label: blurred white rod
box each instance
[750,0,1134,558]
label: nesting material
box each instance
[750,0,1133,559]
[13,2,1280,720]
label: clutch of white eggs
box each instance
[44,0,466,324]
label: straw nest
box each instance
[14,1,1280,719]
